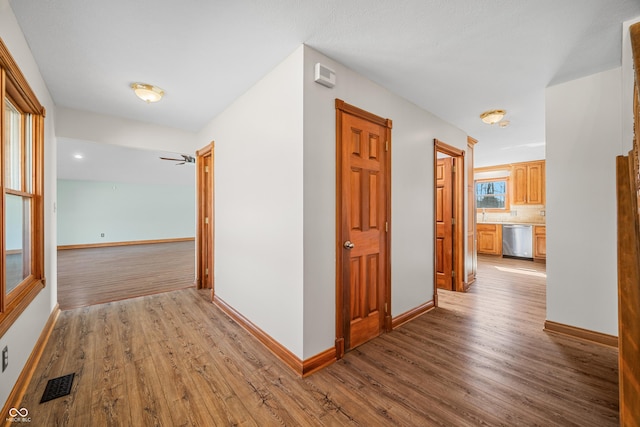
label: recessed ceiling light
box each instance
[131,82,164,103]
[480,109,506,125]
[73,154,83,159]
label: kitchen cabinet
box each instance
[512,161,545,205]
[477,224,502,255]
[534,225,546,261]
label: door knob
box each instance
[343,240,355,249]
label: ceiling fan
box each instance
[159,154,195,165]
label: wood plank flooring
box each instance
[19,255,619,426]
[57,241,196,310]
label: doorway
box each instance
[434,139,465,297]
[196,142,214,292]
[55,139,197,309]
[335,99,392,358]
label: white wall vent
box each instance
[314,63,336,88]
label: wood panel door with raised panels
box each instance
[435,157,454,290]
[337,101,391,353]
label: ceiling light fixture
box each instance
[130,83,164,103]
[480,109,506,125]
[498,120,510,128]
[73,154,83,159]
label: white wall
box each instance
[545,68,621,336]
[0,0,58,409]
[197,44,468,360]
[57,179,195,245]
[302,46,467,358]
[196,47,305,358]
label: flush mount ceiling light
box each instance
[130,83,164,103]
[480,109,506,125]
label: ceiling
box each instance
[57,138,195,187]
[10,0,640,168]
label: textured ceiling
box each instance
[10,0,640,167]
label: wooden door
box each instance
[336,100,391,356]
[435,157,453,290]
[434,139,465,293]
[196,142,214,291]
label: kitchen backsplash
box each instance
[477,204,546,224]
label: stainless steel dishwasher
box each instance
[502,224,533,259]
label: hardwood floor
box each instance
[19,255,618,426]
[57,241,196,310]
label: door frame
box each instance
[466,136,478,286]
[196,141,214,293]
[335,99,392,359]
[434,139,465,298]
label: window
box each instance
[0,37,46,338]
[476,179,508,209]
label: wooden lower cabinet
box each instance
[534,225,546,261]
[477,224,502,255]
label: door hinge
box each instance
[452,218,456,225]
[385,140,389,152]
[205,165,209,173]
[385,221,388,232]
[205,268,209,276]
[205,217,209,224]
[385,302,388,313]
[452,270,456,278]
[452,165,457,173]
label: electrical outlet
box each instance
[100,233,105,237]
[2,346,8,372]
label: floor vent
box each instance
[40,373,75,403]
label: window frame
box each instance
[0,37,46,338]
[475,177,511,212]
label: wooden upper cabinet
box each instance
[527,162,545,204]
[512,164,527,204]
[511,161,545,205]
